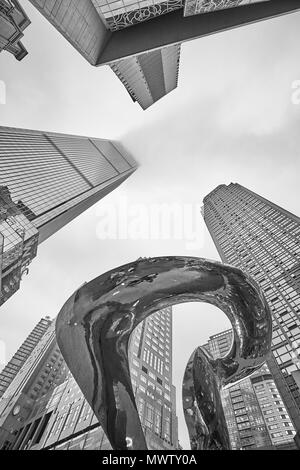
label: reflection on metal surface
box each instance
[183,346,232,449]
[56,256,272,450]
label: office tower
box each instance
[0,309,178,450]
[0,0,30,60]
[0,316,52,398]
[128,307,178,450]
[27,0,300,108]
[0,319,68,449]
[204,329,297,450]
[202,183,300,444]
[8,373,113,450]
[0,126,137,307]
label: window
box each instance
[271,432,282,438]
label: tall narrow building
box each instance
[128,307,178,450]
[26,0,300,108]
[0,0,30,60]
[0,316,52,398]
[202,183,300,445]
[0,126,137,307]
[0,309,178,450]
[204,329,297,450]
[0,319,69,449]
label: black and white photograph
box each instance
[0,0,300,458]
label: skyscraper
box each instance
[202,183,300,443]
[128,307,178,450]
[0,316,52,398]
[0,319,68,449]
[0,309,178,450]
[204,329,297,450]
[27,0,300,108]
[0,126,137,306]
[0,0,30,60]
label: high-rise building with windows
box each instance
[202,183,300,445]
[0,309,178,450]
[0,126,137,306]
[128,307,178,450]
[0,319,69,449]
[0,316,52,398]
[203,329,297,450]
[27,0,299,108]
[0,0,30,60]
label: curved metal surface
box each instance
[183,346,232,450]
[55,256,272,450]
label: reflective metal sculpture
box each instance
[56,256,272,450]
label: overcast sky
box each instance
[0,2,300,449]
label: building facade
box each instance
[0,126,137,306]
[27,0,300,108]
[204,329,297,450]
[110,44,181,110]
[184,1,269,17]
[202,183,300,443]
[0,319,69,449]
[128,307,178,450]
[0,0,30,60]
[0,185,39,306]
[0,309,178,450]
[0,316,52,398]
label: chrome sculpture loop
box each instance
[56,256,272,450]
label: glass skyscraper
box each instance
[203,329,297,450]
[0,126,137,306]
[202,183,300,445]
[0,310,178,450]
